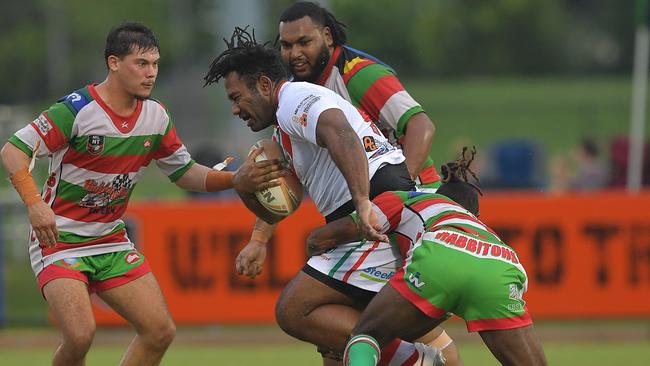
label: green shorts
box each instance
[37,250,150,294]
[389,228,532,332]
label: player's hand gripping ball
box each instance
[249,139,303,216]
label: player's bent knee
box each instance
[140,319,176,349]
[63,326,95,352]
[275,294,303,337]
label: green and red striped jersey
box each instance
[8,84,194,274]
[318,45,441,188]
[354,191,502,257]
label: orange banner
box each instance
[94,191,650,325]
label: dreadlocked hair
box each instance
[278,1,347,46]
[204,26,289,89]
[436,146,483,216]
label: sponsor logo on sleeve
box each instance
[33,114,52,135]
[363,136,378,152]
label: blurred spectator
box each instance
[569,139,608,191]
[547,154,570,193]
[609,136,650,188]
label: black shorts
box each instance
[324,162,415,223]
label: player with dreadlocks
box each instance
[307,148,548,366]
[204,27,458,365]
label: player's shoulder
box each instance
[146,97,168,111]
[281,82,336,104]
[340,45,397,76]
[55,85,94,116]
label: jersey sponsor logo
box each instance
[66,92,82,103]
[408,271,426,289]
[363,266,394,280]
[363,136,378,152]
[33,114,52,135]
[125,251,141,264]
[293,94,321,115]
[62,92,90,113]
[87,135,105,155]
[292,113,307,127]
[79,174,132,208]
[367,140,396,160]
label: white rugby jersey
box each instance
[273,81,405,215]
[8,84,194,274]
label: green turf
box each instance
[0,341,648,365]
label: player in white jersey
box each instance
[1,23,284,366]
[204,27,448,365]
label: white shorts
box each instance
[305,239,402,293]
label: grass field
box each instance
[0,323,649,365]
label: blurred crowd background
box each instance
[0,0,647,325]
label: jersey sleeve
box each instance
[345,61,425,138]
[371,191,408,233]
[348,192,405,235]
[8,102,74,158]
[153,111,194,182]
[277,86,343,145]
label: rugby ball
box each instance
[249,139,303,216]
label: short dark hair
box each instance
[436,147,483,216]
[104,22,159,68]
[279,1,347,46]
[204,26,289,89]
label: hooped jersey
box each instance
[8,84,194,274]
[273,81,405,216]
[354,191,505,259]
[317,45,441,187]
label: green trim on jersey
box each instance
[345,63,395,106]
[46,102,77,140]
[58,223,126,244]
[8,136,33,157]
[56,179,136,204]
[395,106,426,138]
[70,134,164,156]
[168,160,195,182]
